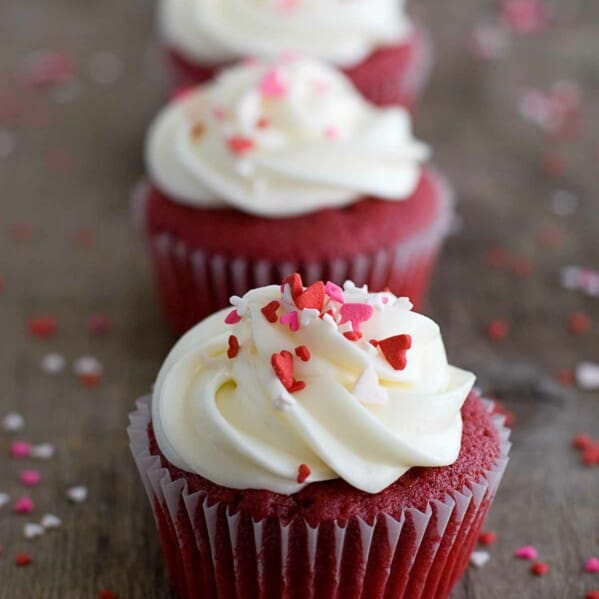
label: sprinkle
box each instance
[10,442,31,459]
[300,308,320,327]
[515,545,538,560]
[227,136,255,156]
[73,356,103,377]
[501,0,548,34]
[27,316,57,339]
[377,335,412,371]
[339,303,374,333]
[41,514,62,529]
[297,464,311,484]
[41,353,65,374]
[66,486,88,503]
[582,444,599,467]
[530,561,550,576]
[353,366,388,405]
[295,281,325,312]
[271,351,305,393]
[470,550,491,568]
[478,531,497,546]
[280,311,300,332]
[98,592,118,599]
[14,496,35,514]
[556,369,575,387]
[15,553,33,566]
[586,592,599,599]
[225,309,242,325]
[576,362,599,391]
[343,331,362,342]
[20,471,41,487]
[23,523,44,540]
[227,335,240,359]
[568,312,592,335]
[261,301,280,323]
[295,346,310,362]
[324,126,339,140]
[282,273,303,301]
[486,319,509,341]
[259,68,288,99]
[573,434,593,450]
[324,281,345,304]
[0,493,10,509]
[88,315,111,336]
[585,557,599,573]
[31,443,54,460]
[3,413,25,433]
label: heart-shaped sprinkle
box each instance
[271,351,304,393]
[585,557,599,573]
[353,366,388,405]
[343,331,362,342]
[227,335,240,359]
[14,496,35,514]
[295,346,311,362]
[224,309,241,325]
[66,486,88,503]
[259,68,288,99]
[23,523,44,540]
[530,561,550,576]
[295,281,325,312]
[378,334,412,370]
[283,273,303,300]
[15,553,32,566]
[20,470,41,487]
[297,463,311,484]
[280,311,299,332]
[324,281,344,304]
[515,545,538,560]
[470,550,490,569]
[261,301,280,323]
[41,513,62,529]
[227,136,255,156]
[340,303,374,332]
[10,442,31,458]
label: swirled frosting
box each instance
[159,0,411,67]
[146,56,429,217]
[152,275,475,495]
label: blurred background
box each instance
[0,0,598,597]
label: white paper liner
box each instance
[143,169,455,334]
[128,394,510,599]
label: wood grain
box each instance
[0,0,598,597]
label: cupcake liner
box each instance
[128,395,510,599]
[142,171,454,335]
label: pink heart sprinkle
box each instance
[585,557,599,573]
[514,545,538,560]
[224,310,241,325]
[14,496,35,514]
[324,281,344,304]
[280,311,299,332]
[324,126,339,140]
[260,69,288,99]
[340,303,374,332]
[20,470,41,487]
[10,441,31,458]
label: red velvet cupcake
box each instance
[128,278,510,599]
[142,56,453,334]
[158,0,432,110]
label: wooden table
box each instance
[0,0,598,597]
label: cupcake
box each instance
[143,56,453,334]
[128,277,510,599]
[158,0,432,109]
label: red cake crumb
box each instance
[147,391,501,525]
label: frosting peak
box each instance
[146,56,429,217]
[152,275,475,495]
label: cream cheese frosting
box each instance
[152,275,476,495]
[159,0,412,67]
[146,56,429,218]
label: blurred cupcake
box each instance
[143,56,452,334]
[128,278,510,599]
[159,0,432,109]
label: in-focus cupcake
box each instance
[143,56,453,334]
[129,277,510,599]
[158,0,432,109]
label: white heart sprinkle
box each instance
[0,493,10,509]
[353,366,388,406]
[576,362,599,391]
[41,513,62,529]
[31,443,55,460]
[41,353,66,374]
[66,486,88,503]
[2,412,25,432]
[24,523,44,540]
[73,356,103,377]
[470,550,491,568]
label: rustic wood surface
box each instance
[0,0,598,597]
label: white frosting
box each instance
[146,57,429,217]
[152,279,475,495]
[159,0,411,67]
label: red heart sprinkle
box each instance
[271,351,304,393]
[297,463,311,484]
[295,281,325,312]
[27,316,57,339]
[261,301,280,323]
[98,591,118,599]
[15,553,32,566]
[227,136,255,156]
[572,433,593,450]
[530,561,550,576]
[586,591,599,599]
[378,334,412,370]
[478,531,497,546]
[227,335,240,359]
[283,273,303,300]
[343,331,362,342]
[295,345,311,362]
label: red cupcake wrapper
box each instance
[139,172,454,335]
[128,395,510,599]
[164,24,433,110]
